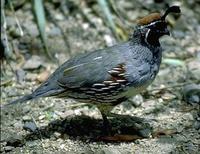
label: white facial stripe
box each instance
[138,20,162,29]
[145,29,151,45]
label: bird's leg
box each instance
[96,103,114,135]
[101,112,112,135]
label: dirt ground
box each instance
[1,0,200,153]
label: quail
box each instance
[5,6,181,129]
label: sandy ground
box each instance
[1,0,200,153]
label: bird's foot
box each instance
[101,113,113,136]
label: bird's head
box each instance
[135,6,181,46]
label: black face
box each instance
[137,20,170,46]
[146,20,170,36]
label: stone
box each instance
[4,146,14,152]
[129,94,143,107]
[6,134,24,147]
[22,115,32,122]
[23,55,43,70]
[23,121,37,132]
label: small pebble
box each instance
[6,134,24,147]
[22,106,31,114]
[4,146,14,152]
[13,121,23,128]
[23,122,37,132]
[26,141,39,148]
[39,115,45,120]
[162,93,176,100]
[23,55,43,70]
[129,94,143,107]
[22,115,32,122]
[37,70,50,83]
[53,132,61,139]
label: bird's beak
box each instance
[163,27,170,36]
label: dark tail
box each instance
[1,81,64,109]
[1,94,35,109]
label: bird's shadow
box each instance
[24,114,153,142]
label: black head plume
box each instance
[161,6,181,20]
[137,6,181,26]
